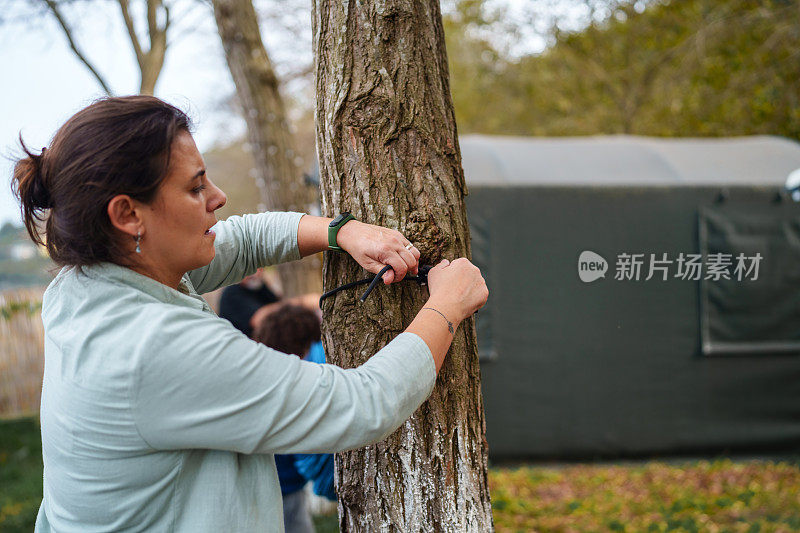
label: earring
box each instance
[134,230,142,254]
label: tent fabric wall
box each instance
[466,186,800,460]
[700,205,800,355]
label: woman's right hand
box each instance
[426,258,488,324]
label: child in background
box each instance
[252,304,336,533]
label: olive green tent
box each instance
[462,135,800,460]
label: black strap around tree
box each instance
[319,264,433,307]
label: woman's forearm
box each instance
[405,297,462,373]
[297,214,333,257]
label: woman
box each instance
[11,95,488,532]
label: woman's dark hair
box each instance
[10,95,192,268]
[252,304,322,357]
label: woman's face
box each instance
[140,131,227,278]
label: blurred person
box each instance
[11,95,488,532]
[218,267,323,339]
[248,291,324,339]
[218,267,280,338]
[253,304,334,533]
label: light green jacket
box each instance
[34,211,436,532]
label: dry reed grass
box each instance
[0,287,45,417]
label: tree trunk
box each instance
[313,1,493,531]
[212,0,322,296]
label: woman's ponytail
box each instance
[11,137,51,248]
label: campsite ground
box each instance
[2,417,799,532]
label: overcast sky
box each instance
[0,0,542,228]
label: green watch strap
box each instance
[328,213,355,251]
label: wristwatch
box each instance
[328,213,355,251]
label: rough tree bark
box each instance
[313,1,493,530]
[212,0,322,296]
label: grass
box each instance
[489,461,800,532]
[0,417,43,532]
[313,513,339,532]
[3,417,799,532]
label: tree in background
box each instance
[212,0,322,296]
[642,0,800,139]
[313,0,492,530]
[14,0,322,294]
[117,0,168,95]
[445,0,800,141]
[443,0,514,135]
[37,0,171,95]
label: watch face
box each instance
[330,213,351,227]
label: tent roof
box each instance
[459,134,800,187]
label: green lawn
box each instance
[0,417,43,531]
[3,417,799,532]
[489,461,800,532]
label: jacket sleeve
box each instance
[186,211,305,294]
[131,306,436,455]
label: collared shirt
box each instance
[34,211,436,532]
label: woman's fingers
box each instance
[382,251,408,284]
[379,233,421,283]
[377,244,421,284]
[398,246,418,277]
[390,230,420,274]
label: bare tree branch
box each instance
[147,0,157,36]
[137,0,168,94]
[166,3,213,47]
[280,63,313,84]
[162,1,170,31]
[42,0,113,95]
[117,0,144,67]
[116,0,168,94]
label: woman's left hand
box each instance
[336,221,421,284]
